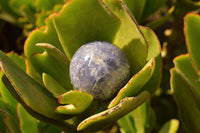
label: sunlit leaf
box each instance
[77,91,150,132]
[171,68,200,133]
[17,104,39,133]
[184,13,200,74]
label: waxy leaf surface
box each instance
[174,54,200,109]
[17,104,39,133]
[0,51,66,120]
[171,68,200,133]
[77,91,150,132]
[103,0,148,74]
[184,13,200,74]
[118,101,155,133]
[53,0,120,59]
[109,58,154,108]
[56,90,93,115]
[30,43,72,89]
[42,73,67,98]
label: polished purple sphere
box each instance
[70,41,130,100]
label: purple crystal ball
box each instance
[70,41,130,100]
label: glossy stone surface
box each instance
[70,41,130,100]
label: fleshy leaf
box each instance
[173,54,200,109]
[42,73,68,98]
[122,0,146,22]
[24,15,64,82]
[30,43,72,89]
[118,101,155,133]
[0,52,25,114]
[35,0,64,12]
[0,98,20,133]
[158,119,179,133]
[56,91,93,115]
[52,0,120,59]
[171,68,200,133]
[2,75,76,132]
[184,13,200,74]
[17,104,39,133]
[0,51,67,120]
[109,58,154,108]
[102,0,148,74]
[139,26,162,95]
[1,112,21,133]
[77,91,150,132]
[24,14,64,59]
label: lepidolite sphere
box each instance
[70,41,130,100]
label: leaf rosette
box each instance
[0,0,161,132]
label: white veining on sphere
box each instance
[69,41,131,100]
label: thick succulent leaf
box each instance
[0,98,17,121]
[102,0,148,74]
[35,0,64,12]
[6,53,26,71]
[17,104,39,133]
[56,90,93,115]
[118,101,155,133]
[140,26,162,95]
[36,4,63,27]
[24,15,64,82]
[158,119,179,133]
[2,75,76,132]
[36,12,52,27]
[184,13,200,74]
[53,0,120,59]
[174,54,200,109]
[0,98,20,133]
[1,112,21,133]
[30,43,72,89]
[0,52,25,114]
[109,58,155,108]
[42,73,67,98]
[77,91,150,132]
[122,0,146,23]
[171,68,200,133]
[0,51,67,120]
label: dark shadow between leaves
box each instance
[122,38,148,75]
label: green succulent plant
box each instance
[170,13,200,133]
[0,0,66,35]
[0,52,62,133]
[0,0,162,132]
